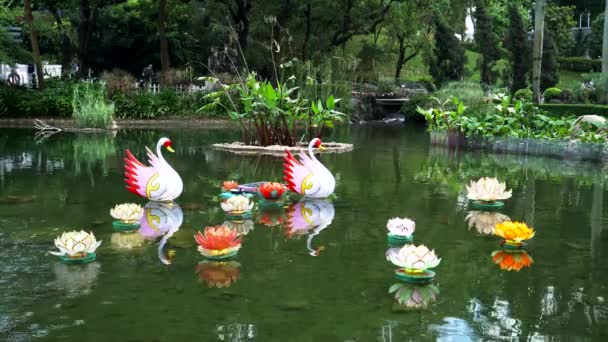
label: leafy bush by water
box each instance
[0,82,74,117]
[514,89,533,102]
[543,87,562,102]
[72,82,114,128]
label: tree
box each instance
[505,4,530,93]
[159,0,170,75]
[603,0,607,72]
[541,28,559,91]
[386,0,431,81]
[544,3,576,54]
[429,11,467,85]
[23,0,44,89]
[78,0,96,78]
[532,0,546,102]
[474,0,500,87]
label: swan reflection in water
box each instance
[285,199,335,256]
[137,201,183,265]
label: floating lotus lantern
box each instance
[194,225,242,260]
[50,230,102,264]
[491,249,533,271]
[389,283,440,311]
[387,244,441,284]
[111,231,145,250]
[110,203,144,231]
[221,195,254,218]
[466,177,512,209]
[494,221,535,249]
[222,180,239,192]
[465,211,511,235]
[195,260,241,288]
[258,182,286,201]
[386,217,415,244]
[223,220,255,236]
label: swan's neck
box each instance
[308,141,319,163]
[156,140,167,165]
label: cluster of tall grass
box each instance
[72,82,115,128]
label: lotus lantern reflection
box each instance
[50,230,102,263]
[223,180,239,191]
[110,203,144,223]
[258,182,286,200]
[220,195,254,216]
[195,261,241,288]
[111,231,145,250]
[466,177,512,208]
[494,221,535,248]
[389,283,440,311]
[387,217,415,243]
[465,211,511,235]
[195,225,242,259]
[492,249,533,271]
[223,220,255,236]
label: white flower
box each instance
[110,203,144,223]
[50,230,102,257]
[221,195,254,214]
[466,177,512,202]
[386,244,441,271]
[387,217,415,237]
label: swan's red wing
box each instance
[283,149,317,195]
[124,149,155,198]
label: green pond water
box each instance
[1,125,608,341]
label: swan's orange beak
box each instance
[318,144,327,151]
[166,146,175,153]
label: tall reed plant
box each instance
[72,82,114,128]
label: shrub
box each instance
[559,89,575,103]
[556,57,601,72]
[514,88,533,102]
[543,87,562,102]
[401,93,430,121]
[0,82,74,117]
[72,82,114,128]
[538,104,608,117]
[101,69,137,97]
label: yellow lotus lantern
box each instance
[494,221,535,249]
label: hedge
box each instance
[557,57,601,72]
[539,104,608,117]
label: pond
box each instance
[1,125,607,341]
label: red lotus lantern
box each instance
[258,182,286,200]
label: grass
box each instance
[72,82,115,128]
[556,70,585,90]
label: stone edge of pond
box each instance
[212,142,354,156]
[0,118,234,129]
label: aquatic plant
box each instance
[491,249,533,271]
[110,203,144,223]
[194,226,242,257]
[466,177,512,203]
[386,217,415,237]
[386,244,441,272]
[50,230,102,258]
[72,82,115,129]
[494,221,535,246]
[221,195,254,215]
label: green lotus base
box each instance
[219,192,254,200]
[59,252,97,264]
[501,240,526,250]
[470,200,504,210]
[112,221,140,232]
[225,211,253,219]
[202,250,238,261]
[258,199,286,208]
[387,234,413,245]
[394,269,435,285]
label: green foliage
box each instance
[400,93,430,121]
[504,5,530,93]
[575,73,608,105]
[101,69,137,97]
[557,57,602,72]
[429,12,467,85]
[543,87,562,102]
[544,3,576,54]
[473,0,500,86]
[538,104,608,117]
[541,29,559,91]
[0,82,73,117]
[514,88,533,102]
[72,82,114,128]
[586,12,604,59]
[433,81,485,107]
[112,90,213,119]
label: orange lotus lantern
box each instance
[195,261,241,288]
[222,180,239,191]
[258,182,286,200]
[494,221,535,249]
[194,225,242,260]
[491,249,533,271]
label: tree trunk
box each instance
[395,36,405,82]
[159,0,170,78]
[23,0,44,89]
[602,0,608,72]
[78,0,92,78]
[532,0,546,103]
[302,1,312,59]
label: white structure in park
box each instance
[0,63,62,87]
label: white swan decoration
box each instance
[283,138,335,198]
[124,137,183,202]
